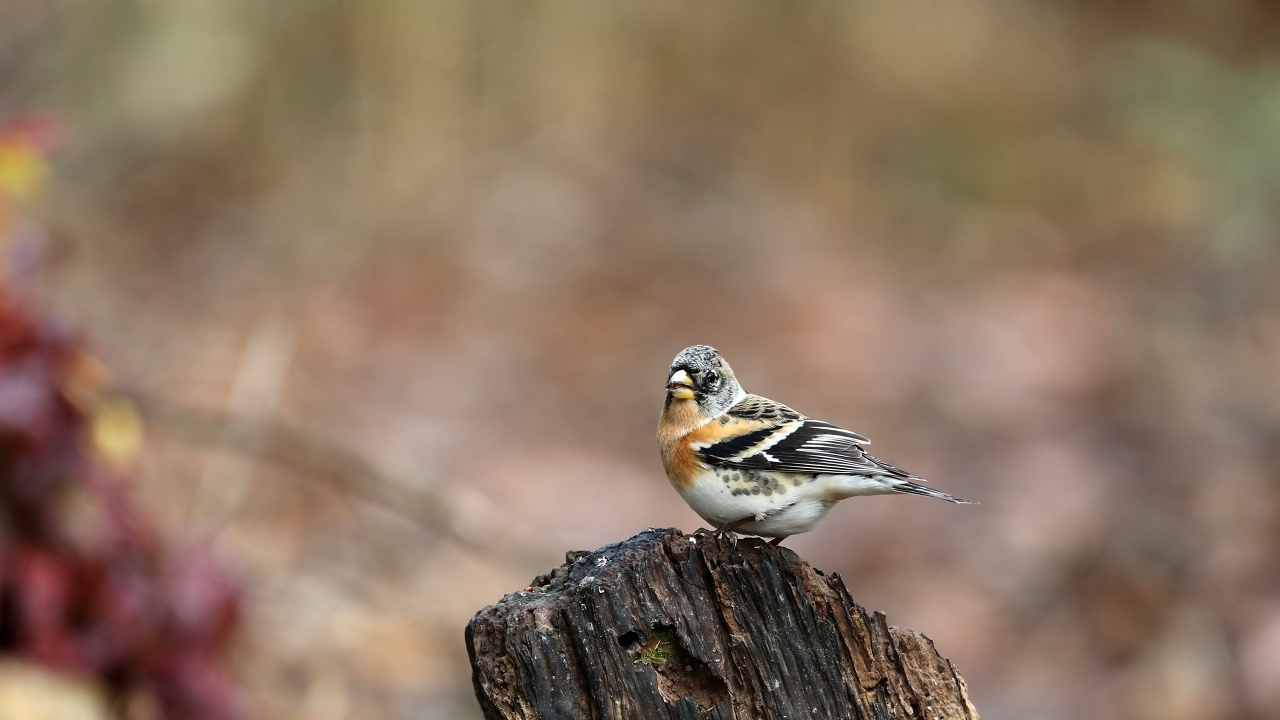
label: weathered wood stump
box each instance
[466,528,979,719]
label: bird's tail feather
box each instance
[892,480,978,505]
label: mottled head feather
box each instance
[666,345,743,419]
[670,345,726,377]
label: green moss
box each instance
[634,627,682,665]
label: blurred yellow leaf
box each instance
[92,398,144,467]
[0,138,47,202]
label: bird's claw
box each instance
[709,525,740,547]
[709,512,773,548]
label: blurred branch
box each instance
[127,390,521,560]
[193,316,295,531]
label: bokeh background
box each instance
[3,1,1280,718]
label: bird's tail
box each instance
[891,480,978,505]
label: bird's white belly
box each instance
[676,467,834,538]
[734,500,834,537]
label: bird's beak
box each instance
[667,370,695,400]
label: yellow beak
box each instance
[667,369,695,400]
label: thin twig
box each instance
[128,390,522,559]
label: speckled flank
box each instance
[717,468,792,498]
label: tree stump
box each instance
[466,528,979,719]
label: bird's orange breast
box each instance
[658,405,781,491]
[657,398,710,491]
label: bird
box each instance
[657,344,975,544]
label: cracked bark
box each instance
[466,528,979,720]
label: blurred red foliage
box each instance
[0,284,245,719]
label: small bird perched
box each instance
[657,345,974,544]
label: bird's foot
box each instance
[710,526,739,547]
[711,516,756,547]
[767,535,789,546]
[711,513,775,548]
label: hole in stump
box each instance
[626,625,728,710]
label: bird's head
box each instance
[665,345,743,418]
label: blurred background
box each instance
[2,0,1280,718]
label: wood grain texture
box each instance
[466,528,979,720]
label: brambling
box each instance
[657,345,975,544]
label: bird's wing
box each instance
[693,395,917,479]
